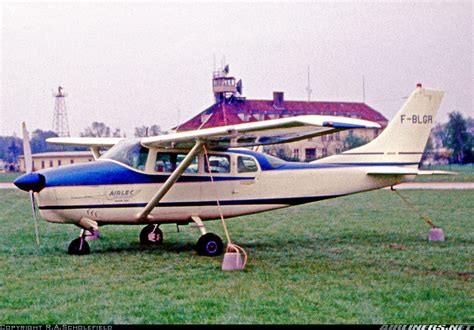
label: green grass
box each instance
[0,172,20,183]
[0,189,472,324]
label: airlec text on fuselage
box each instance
[400,115,433,124]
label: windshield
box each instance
[101,139,149,171]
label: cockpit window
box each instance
[101,139,149,171]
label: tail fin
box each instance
[314,85,444,167]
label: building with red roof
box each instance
[176,66,388,161]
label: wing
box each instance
[142,115,381,149]
[46,137,123,147]
[46,137,123,159]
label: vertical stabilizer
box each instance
[314,85,444,167]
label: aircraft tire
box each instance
[68,237,90,255]
[196,233,223,257]
[139,224,163,245]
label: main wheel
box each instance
[140,224,163,245]
[68,237,90,255]
[197,233,224,257]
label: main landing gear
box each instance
[138,217,224,257]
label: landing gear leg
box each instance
[68,229,92,255]
[191,216,223,257]
[140,224,163,245]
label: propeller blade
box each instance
[22,122,33,173]
[29,191,40,246]
[23,123,40,246]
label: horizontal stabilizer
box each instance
[367,167,457,176]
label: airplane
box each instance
[14,84,449,256]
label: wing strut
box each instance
[136,140,204,220]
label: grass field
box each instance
[0,188,472,324]
[416,164,474,183]
[0,172,19,183]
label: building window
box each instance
[41,161,45,169]
[336,148,341,154]
[293,148,300,160]
[322,148,328,157]
[305,148,316,161]
[321,135,326,142]
[49,160,53,167]
[70,159,74,164]
[335,132,340,141]
[58,160,62,166]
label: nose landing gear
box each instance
[68,229,99,255]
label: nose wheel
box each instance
[139,224,163,245]
[68,237,90,255]
[67,229,99,255]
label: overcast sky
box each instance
[1,1,472,137]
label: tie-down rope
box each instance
[203,145,248,267]
[391,187,437,228]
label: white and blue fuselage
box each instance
[27,148,406,226]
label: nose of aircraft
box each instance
[14,172,46,192]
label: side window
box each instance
[155,153,198,173]
[237,156,258,173]
[204,155,230,173]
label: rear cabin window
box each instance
[155,153,198,173]
[204,155,230,173]
[237,156,258,173]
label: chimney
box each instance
[273,91,284,106]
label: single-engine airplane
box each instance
[14,85,448,255]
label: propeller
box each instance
[22,122,40,246]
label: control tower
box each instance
[212,65,244,104]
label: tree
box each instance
[134,125,162,137]
[80,122,111,137]
[7,139,21,162]
[343,131,368,151]
[0,136,23,163]
[443,111,472,164]
[31,130,59,153]
[112,128,122,138]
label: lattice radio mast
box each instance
[52,86,70,137]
